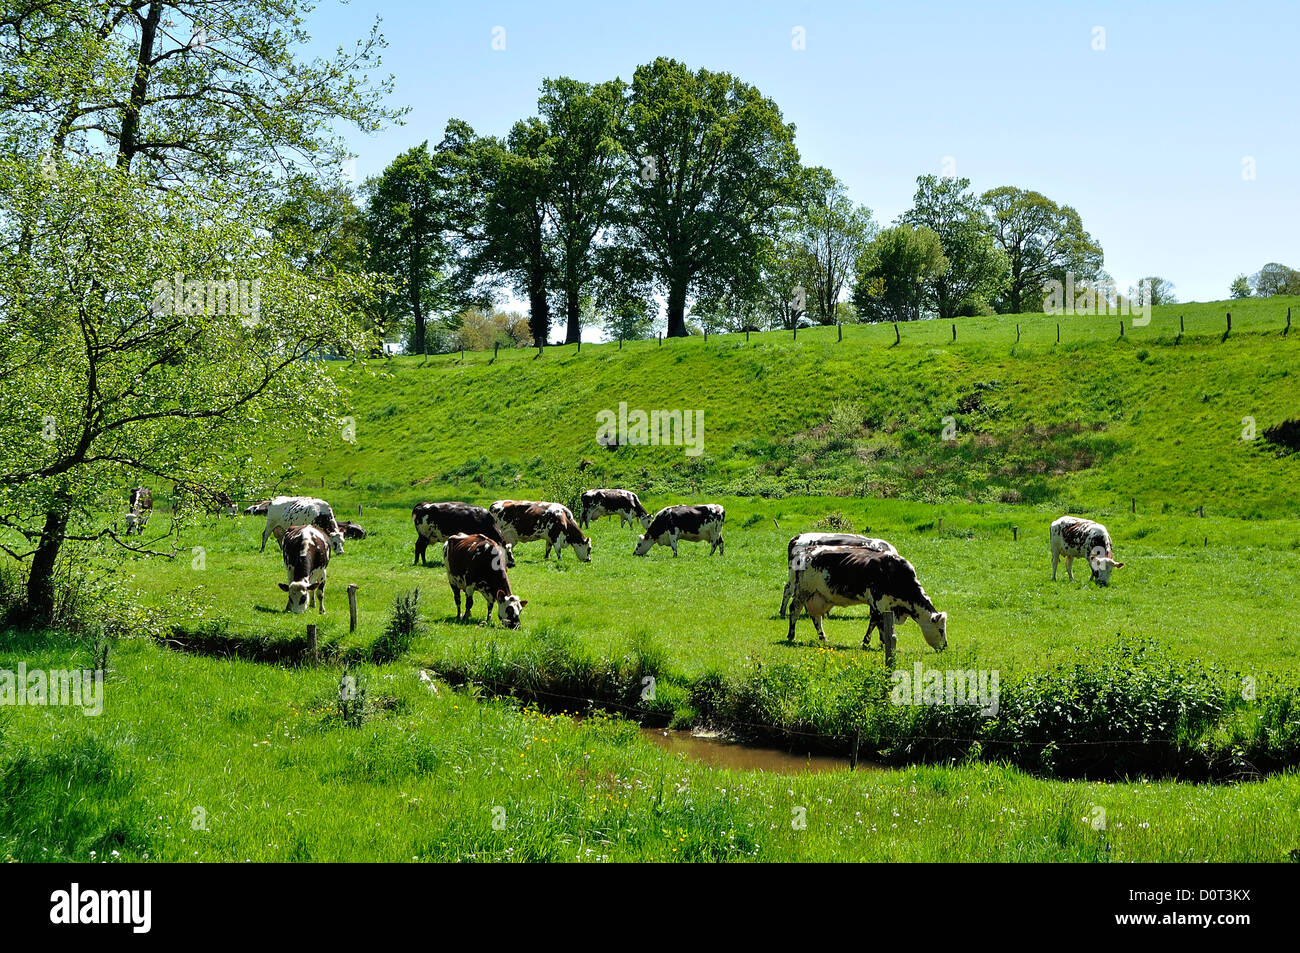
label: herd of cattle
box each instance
[122,486,1124,649]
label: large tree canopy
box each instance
[619,57,801,337]
[902,175,1007,320]
[981,186,1104,314]
[852,224,948,323]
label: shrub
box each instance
[371,588,422,664]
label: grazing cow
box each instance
[633,504,725,557]
[260,496,345,555]
[579,489,651,531]
[787,547,947,651]
[337,520,366,540]
[244,500,270,517]
[1050,516,1124,585]
[443,533,527,628]
[277,524,330,614]
[780,533,898,617]
[413,502,514,567]
[124,487,153,536]
[490,500,592,562]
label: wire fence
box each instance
[394,302,1297,370]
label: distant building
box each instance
[382,342,405,356]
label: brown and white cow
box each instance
[261,496,345,555]
[633,504,725,557]
[1050,516,1123,586]
[244,500,270,517]
[277,524,330,614]
[780,532,898,617]
[413,502,514,567]
[337,520,366,540]
[787,546,947,651]
[490,500,592,562]
[124,487,153,536]
[579,489,651,531]
[443,533,527,628]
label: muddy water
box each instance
[641,728,880,774]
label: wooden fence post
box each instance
[1131,497,1135,514]
[838,323,842,342]
[745,330,750,343]
[538,342,543,357]
[937,517,943,533]
[1287,307,1292,335]
[494,342,499,360]
[793,325,797,341]
[347,584,359,634]
[952,323,956,342]
[1180,314,1184,335]
[1013,525,1018,541]
[1016,324,1020,343]
[1226,312,1232,335]
[618,337,622,349]
[307,624,318,665]
[1119,320,1124,338]
[358,504,363,517]
[880,610,896,667]
[893,322,900,345]
[1056,323,1060,344]
[658,333,662,347]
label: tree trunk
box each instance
[117,0,163,172]
[24,507,69,626]
[564,286,581,345]
[411,286,425,355]
[666,279,688,337]
[528,272,550,346]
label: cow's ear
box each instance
[278,583,290,591]
[520,600,529,607]
[1115,562,1125,568]
[308,582,321,590]
[495,589,507,602]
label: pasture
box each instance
[4,300,1300,862]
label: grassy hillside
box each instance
[297,297,1300,518]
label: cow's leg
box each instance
[1050,548,1059,580]
[780,580,791,618]
[812,613,827,642]
[451,584,462,619]
[1064,555,1075,581]
[485,593,496,625]
[317,579,326,614]
[260,525,270,552]
[864,608,880,647]
[716,535,724,556]
[415,535,426,566]
[670,535,679,557]
[464,589,474,621]
[787,597,801,641]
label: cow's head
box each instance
[124,512,139,535]
[504,543,515,569]
[574,537,593,562]
[1089,556,1123,586]
[633,535,654,557]
[328,530,346,555]
[638,513,653,531]
[919,611,948,651]
[279,580,320,613]
[496,589,527,629]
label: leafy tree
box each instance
[0,159,372,624]
[1230,274,1252,299]
[453,308,532,350]
[0,0,393,625]
[618,58,800,336]
[1131,276,1176,306]
[364,142,481,354]
[981,186,1104,313]
[2,0,401,195]
[851,225,948,323]
[793,167,876,323]
[902,175,1008,319]
[1252,262,1300,297]
[537,77,628,344]
[271,173,368,276]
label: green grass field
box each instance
[4,299,1300,861]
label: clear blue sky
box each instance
[307,0,1298,306]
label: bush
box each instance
[371,589,423,664]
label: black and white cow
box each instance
[787,546,947,651]
[124,487,153,536]
[337,520,366,540]
[277,524,330,614]
[260,496,345,555]
[413,502,514,567]
[1050,516,1123,586]
[490,500,592,562]
[443,533,527,628]
[780,532,898,617]
[579,489,651,531]
[633,504,725,557]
